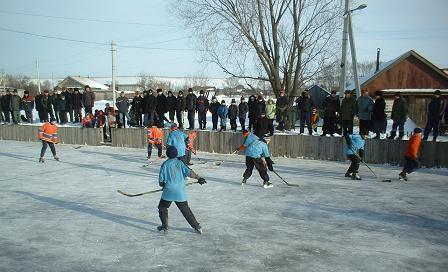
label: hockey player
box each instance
[185,131,197,166]
[157,145,207,234]
[147,125,165,160]
[166,123,188,163]
[38,118,60,163]
[399,128,423,181]
[238,130,274,188]
[344,131,367,180]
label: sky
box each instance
[0,0,447,80]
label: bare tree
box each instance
[173,0,342,99]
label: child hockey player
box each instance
[344,131,367,180]
[38,118,60,163]
[157,146,207,234]
[166,123,188,163]
[238,130,274,188]
[185,131,197,166]
[399,128,423,181]
[147,125,165,161]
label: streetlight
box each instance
[339,1,367,97]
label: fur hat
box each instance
[231,99,236,103]
[200,90,205,94]
[166,146,178,159]
[434,90,441,95]
[170,123,178,131]
[374,90,382,96]
[414,127,422,134]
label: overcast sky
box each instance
[0,0,447,79]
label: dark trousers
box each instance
[373,119,386,135]
[74,108,82,122]
[11,110,20,124]
[155,112,167,128]
[322,116,336,135]
[185,149,192,164]
[423,118,440,140]
[135,111,143,127]
[84,106,93,115]
[248,116,255,130]
[359,119,371,135]
[147,143,162,158]
[59,111,68,124]
[299,111,312,134]
[3,111,10,122]
[168,110,175,122]
[403,156,419,174]
[243,157,269,182]
[43,109,54,122]
[212,114,219,130]
[347,154,360,174]
[239,117,246,131]
[198,111,206,129]
[67,109,74,123]
[40,141,56,158]
[144,112,155,127]
[230,118,237,131]
[341,119,354,135]
[187,110,195,129]
[176,111,184,129]
[158,198,200,230]
[390,120,405,133]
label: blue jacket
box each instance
[344,134,365,156]
[159,158,191,202]
[218,105,228,118]
[167,130,188,157]
[244,134,270,158]
[357,96,374,120]
[243,133,259,147]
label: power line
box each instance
[0,9,178,27]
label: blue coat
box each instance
[167,130,188,157]
[357,96,374,120]
[244,134,270,158]
[159,158,191,202]
[344,134,365,156]
[218,105,228,118]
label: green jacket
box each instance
[10,95,21,111]
[266,100,276,119]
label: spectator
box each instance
[254,111,274,138]
[196,90,209,130]
[81,113,94,128]
[51,93,60,123]
[295,90,314,135]
[248,95,257,131]
[276,90,289,131]
[238,96,249,131]
[228,98,238,131]
[63,88,74,123]
[10,89,21,124]
[255,95,266,121]
[310,107,319,133]
[40,90,54,122]
[72,88,83,123]
[0,92,3,122]
[143,89,157,127]
[104,103,116,142]
[34,91,44,122]
[166,91,177,123]
[218,100,228,131]
[1,89,11,123]
[387,92,408,140]
[116,91,130,128]
[266,98,276,136]
[57,95,68,124]
[22,90,34,123]
[155,89,168,128]
[340,90,357,135]
[82,85,95,115]
[185,88,197,129]
[209,96,220,131]
[357,89,374,136]
[372,91,386,139]
[321,90,340,136]
[423,90,445,141]
[175,91,186,129]
[131,91,144,127]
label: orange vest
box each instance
[147,127,163,144]
[404,133,422,159]
[38,122,59,143]
[187,132,197,152]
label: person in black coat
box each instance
[62,88,73,123]
[248,95,257,131]
[166,91,177,122]
[254,111,274,138]
[196,90,209,129]
[41,90,55,122]
[238,96,249,131]
[208,96,220,130]
[295,90,314,135]
[34,92,44,122]
[372,91,386,139]
[255,95,266,120]
[2,89,12,123]
[143,89,157,127]
[175,91,186,129]
[185,88,197,129]
[131,91,144,127]
[423,90,445,141]
[155,89,168,128]
[321,90,340,136]
[72,88,83,123]
[275,90,289,131]
[228,98,239,131]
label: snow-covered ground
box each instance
[1,140,448,271]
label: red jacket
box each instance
[187,131,197,153]
[147,127,163,144]
[38,122,59,143]
[404,133,422,159]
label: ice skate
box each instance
[263,181,274,188]
[398,172,408,181]
[345,172,352,178]
[39,157,45,163]
[54,156,60,161]
[241,178,247,186]
[195,225,203,234]
[351,173,362,180]
[157,226,168,233]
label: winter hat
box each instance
[434,90,441,95]
[221,100,226,104]
[166,146,178,159]
[374,90,382,97]
[170,123,178,131]
[24,90,29,94]
[178,90,183,95]
[331,90,337,94]
[242,130,249,137]
[44,90,49,93]
[344,90,351,94]
[188,88,193,93]
[200,90,205,94]
[231,99,236,103]
[13,89,18,93]
[157,88,163,93]
[241,96,245,101]
[414,127,423,134]
[394,92,401,97]
[212,96,217,100]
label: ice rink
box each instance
[1,140,448,271]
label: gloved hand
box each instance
[159,181,165,188]
[237,145,245,151]
[197,177,207,185]
[265,157,274,171]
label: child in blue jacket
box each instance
[344,131,367,180]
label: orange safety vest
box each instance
[38,122,59,143]
[187,131,197,152]
[147,127,163,144]
[404,133,422,159]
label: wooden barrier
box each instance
[0,125,103,146]
[110,128,448,168]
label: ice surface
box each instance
[1,140,448,271]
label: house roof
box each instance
[58,76,110,90]
[347,50,448,91]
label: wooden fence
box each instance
[0,125,103,146]
[111,128,448,168]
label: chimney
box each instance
[375,48,380,73]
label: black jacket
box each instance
[391,98,408,122]
[62,91,73,110]
[254,116,273,138]
[372,97,386,121]
[427,97,444,121]
[185,93,197,111]
[248,95,257,118]
[340,97,357,121]
[228,104,238,119]
[238,102,248,118]
[166,94,177,111]
[295,95,314,112]
[322,95,340,117]
[276,96,289,113]
[72,93,83,109]
[156,94,167,114]
[144,94,157,113]
[35,94,43,111]
[255,100,266,119]
[131,96,144,113]
[1,94,11,111]
[175,95,186,112]
[209,101,220,115]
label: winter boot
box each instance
[195,224,203,234]
[397,131,404,140]
[351,173,362,180]
[241,178,247,186]
[373,133,380,139]
[345,172,352,178]
[263,181,274,188]
[54,156,60,161]
[387,131,396,139]
[157,226,168,233]
[39,157,45,163]
[398,172,408,181]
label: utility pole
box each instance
[338,0,350,96]
[111,41,117,108]
[348,13,361,97]
[36,59,41,94]
[51,72,55,90]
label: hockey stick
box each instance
[213,150,238,166]
[272,170,299,187]
[117,181,199,197]
[348,145,391,182]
